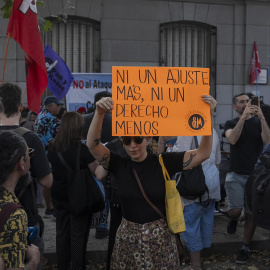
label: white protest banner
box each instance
[66,73,112,111]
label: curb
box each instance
[43,239,270,266]
[202,239,270,256]
[43,250,107,265]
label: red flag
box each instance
[6,0,48,113]
[249,42,261,86]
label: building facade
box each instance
[1,0,270,137]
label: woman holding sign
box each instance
[87,96,217,269]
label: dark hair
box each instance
[245,92,254,99]
[232,92,249,105]
[21,107,30,118]
[94,91,112,105]
[57,107,67,120]
[0,83,22,117]
[0,131,27,186]
[53,111,84,153]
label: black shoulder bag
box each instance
[176,136,209,203]
[57,145,105,216]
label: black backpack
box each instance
[246,154,270,230]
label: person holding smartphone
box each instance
[247,93,270,128]
[224,92,270,264]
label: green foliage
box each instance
[39,18,53,32]
[0,0,13,18]
[0,0,45,18]
[37,1,45,8]
[0,0,76,32]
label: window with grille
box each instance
[160,21,216,96]
[43,16,101,73]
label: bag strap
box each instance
[57,144,81,172]
[30,180,38,217]
[0,203,22,234]
[132,169,166,220]
[158,154,170,182]
[57,152,72,170]
[143,157,184,263]
[14,126,32,137]
[192,136,210,206]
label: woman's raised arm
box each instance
[182,95,217,170]
[86,97,113,170]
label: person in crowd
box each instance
[36,96,64,220]
[57,107,67,120]
[157,136,177,154]
[22,110,43,208]
[20,107,36,132]
[83,91,116,239]
[261,103,270,128]
[0,130,40,270]
[246,92,270,128]
[150,136,159,154]
[47,112,98,270]
[83,91,116,142]
[224,92,270,264]
[95,137,126,269]
[172,129,221,270]
[0,83,53,270]
[20,108,43,208]
[36,96,63,153]
[27,111,38,123]
[86,95,217,269]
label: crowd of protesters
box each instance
[0,82,270,270]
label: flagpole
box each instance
[21,88,27,99]
[2,34,10,85]
[256,68,258,92]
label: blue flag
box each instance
[44,44,74,100]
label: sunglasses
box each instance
[121,136,145,146]
[28,148,35,158]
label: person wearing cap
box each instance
[77,106,86,115]
[36,96,64,153]
[36,96,64,221]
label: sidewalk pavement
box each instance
[40,201,270,268]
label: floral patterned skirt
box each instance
[110,218,180,270]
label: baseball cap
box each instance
[44,96,64,106]
[77,107,86,113]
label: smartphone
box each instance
[251,96,259,106]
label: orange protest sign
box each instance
[112,66,211,136]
